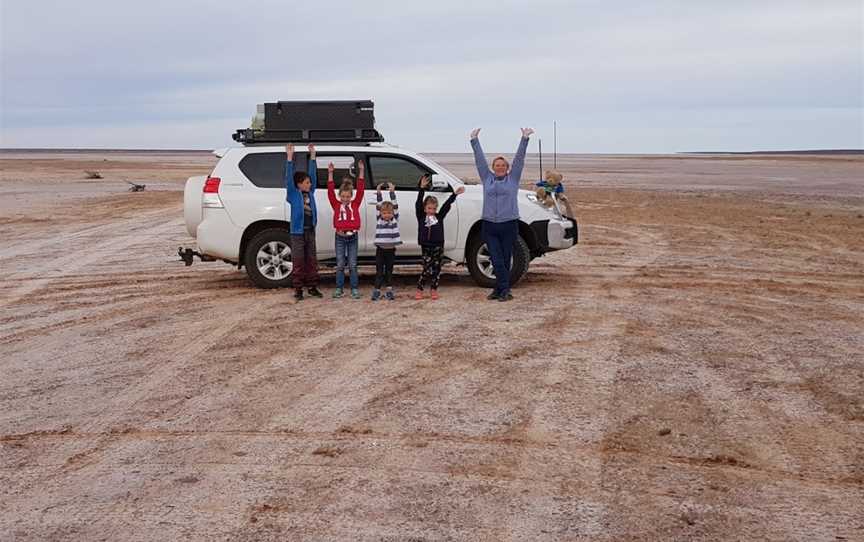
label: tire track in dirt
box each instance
[0,292,285,495]
[74,294,285,434]
[0,206,179,260]
[591,214,863,539]
[488,223,670,540]
[0,216,184,309]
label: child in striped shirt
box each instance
[371,183,401,301]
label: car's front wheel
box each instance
[466,233,530,288]
[244,228,293,289]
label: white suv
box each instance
[182,143,577,288]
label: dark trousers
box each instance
[374,247,396,289]
[417,244,444,290]
[290,229,319,289]
[482,219,518,294]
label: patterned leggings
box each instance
[417,245,444,291]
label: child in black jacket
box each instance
[415,175,465,300]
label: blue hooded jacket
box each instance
[471,136,528,223]
[284,158,318,234]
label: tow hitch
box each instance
[178,247,215,266]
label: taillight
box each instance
[203,177,221,193]
[202,176,224,208]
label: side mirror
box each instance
[431,174,448,190]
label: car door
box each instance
[365,154,456,256]
[312,153,368,257]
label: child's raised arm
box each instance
[470,128,491,180]
[326,161,338,208]
[415,175,430,221]
[353,160,365,202]
[284,143,297,199]
[307,144,318,192]
[437,186,464,221]
[389,183,399,218]
[510,128,533,184]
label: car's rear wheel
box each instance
[466,233,530,288]
[244,228,293,289]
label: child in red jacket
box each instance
[327,160,365,298]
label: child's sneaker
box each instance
[385,289,396,301]
[371,289,381,301]
[332,287,344,298]
[430,290,439,300]
[307,287,323,298]
[414,290,424,300]
[293,288,304,301]
[351,288,361,299]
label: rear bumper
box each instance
[197,208,242,262]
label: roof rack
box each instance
[232,100,385,145]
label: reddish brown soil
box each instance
[1,151,862,541]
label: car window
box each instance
[315,155,362,189]
[238,152,308,188]
[368,155,439,191]
[239,152,366,188]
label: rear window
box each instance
[238,152,309,188]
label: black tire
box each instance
[244,228,294,289]
[466,233,530,288]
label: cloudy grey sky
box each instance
[1,0,862,152]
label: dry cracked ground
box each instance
[0,150,862,541]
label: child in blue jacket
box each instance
[284,143,322,300]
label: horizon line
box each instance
[1,147,862,155]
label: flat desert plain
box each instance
[1,150,862,541]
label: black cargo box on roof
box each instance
[233,100,385,145]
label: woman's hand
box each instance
[470,128,481,139]
[419,175,431,189]
[454,186,465,195]
[521,127,534,138]
[285,143,294,160]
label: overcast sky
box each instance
[1,0,862,152]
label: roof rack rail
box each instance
[232,100,385,146]
[232,128,384,145]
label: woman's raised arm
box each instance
[510,128,533,184]
[470,128,491,180]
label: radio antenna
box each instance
[538,138,543,180]
[553,120,557,169]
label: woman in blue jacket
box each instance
[470,127,534,301]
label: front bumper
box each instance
[548,218,577,249]
[530,217,577,252]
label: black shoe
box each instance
[497,291,514,302]
[307,287,323,298]
[487,290,500,300]
[294,288,304,301]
